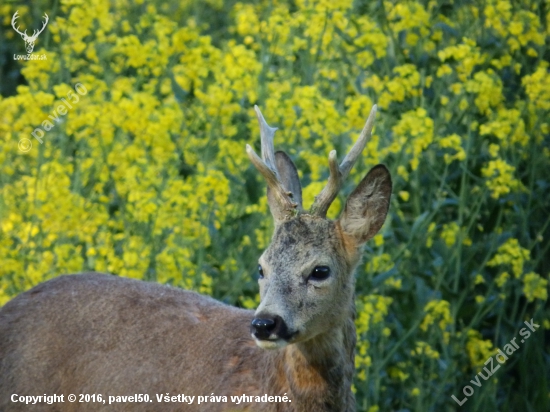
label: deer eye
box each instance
[258,265,264,279]
[308,266,331,282]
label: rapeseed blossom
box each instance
[0,0,548,409]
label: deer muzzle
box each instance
[250,314,295,349]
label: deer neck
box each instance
[265,306,356,411]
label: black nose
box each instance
[251,316,278,340]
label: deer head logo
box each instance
[11,11,49,54]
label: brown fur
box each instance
[0,271,352,411]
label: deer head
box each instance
[11,11,49,54]
[247,105,392,349]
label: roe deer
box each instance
[0,105,391,412]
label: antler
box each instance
[11,11,48,40]
[246,106,299,221]
[310,105,378,217]
[31,13,49,40]
[11,11,26,37]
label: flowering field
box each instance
[1,0,549,410]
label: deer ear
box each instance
[338,165,392,244]
[267,151,302,212]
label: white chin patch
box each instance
[253,337,289,350]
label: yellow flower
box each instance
[387,108,433,171]
[466,330,495,368]
[480,108,529,147]
[495,271,510,288]
[411,341,440,359]
[375,65,421,109]
[522,272,548,302]
[437,64,453,77]
[522,62,550,110]
[440,222,459,247]
[464,70,503,115]
[388,362,410,381]
[487,238,530,278]
[481,159,523,199]
[421,300,452,334]
[373,233,384,247]
[366,253,393,274]
[384,277,402,289]
[439,134,466,164]
[234,3,260,37]
[438,38,487,82]
[488,144,500,157]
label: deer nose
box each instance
[251,317,278,340]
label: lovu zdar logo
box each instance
[11,10,49,54]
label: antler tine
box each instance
[340,104,377,177]
[11,11,26,37]
[36,13,49,37]
[246,105,280,185]
[246,106,298,221]
[310,105,377,217]
[245,144,279,188]
[254,105,278,175]
[30,13,49,39]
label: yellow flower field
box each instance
[1,0,549,410]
